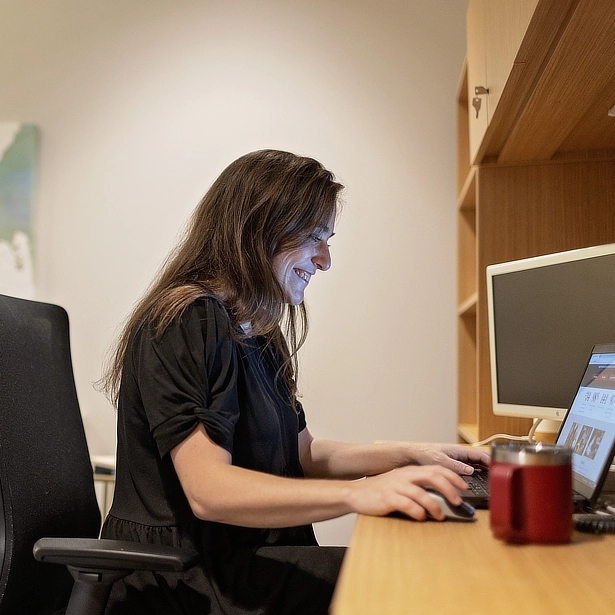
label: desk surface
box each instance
[330,511,615,615]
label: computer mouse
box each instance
[426,491,476,522]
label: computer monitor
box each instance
[486,243,615,425]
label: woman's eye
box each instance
[309,233,332,248]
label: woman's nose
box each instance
[313,242,331,272]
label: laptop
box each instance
[463,343,615,512]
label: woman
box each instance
[100,150,489,614]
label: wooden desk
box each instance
[331,511,615,614]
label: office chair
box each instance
[0,293,197,615]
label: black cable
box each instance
[574,514,615,534]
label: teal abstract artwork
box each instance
[0,123,38,298]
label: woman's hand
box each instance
[347,464,468,521]
[409,443,490,475]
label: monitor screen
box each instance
[486,243,615,422]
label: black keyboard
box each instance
[463,469,489,498]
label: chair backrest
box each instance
[0,294,101,614]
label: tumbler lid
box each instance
[491,442,572,466]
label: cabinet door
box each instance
[466,0,488,164]
[484,0,539,118]
[466,0,538,163]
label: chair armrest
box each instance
[34,537,199,615]
[33,537,199,572]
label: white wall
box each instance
[1,0,468,545]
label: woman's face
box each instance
[272,212,336,305]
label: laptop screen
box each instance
[556,344,615,502]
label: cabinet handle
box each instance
[472,86,489,118]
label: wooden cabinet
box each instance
[457,0,615,444]
[466,0,538,163]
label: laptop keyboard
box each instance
[463,469,489,498]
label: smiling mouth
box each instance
[295,269,310,283]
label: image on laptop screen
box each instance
[556,344,615,502]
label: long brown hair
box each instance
[100,149,344,404]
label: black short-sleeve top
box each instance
[104,296,316,551]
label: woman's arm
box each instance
[298,428,490,480]
[170,424,469,527]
